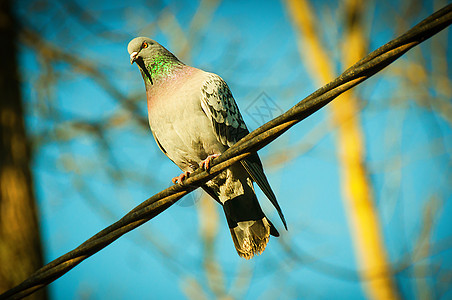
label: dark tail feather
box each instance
[268,218,280,237]
[223,194,278,259]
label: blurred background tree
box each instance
[0,0,47,298]
[3,0,451,299]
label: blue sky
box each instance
[15,0,452,299]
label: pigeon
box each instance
[128,37,287,259]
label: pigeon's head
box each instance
[128,37,182,85]
[128,37,160,64]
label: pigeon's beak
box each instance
[130,51,139,64]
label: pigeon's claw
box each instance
[200,154,220,171]
[172,171,190,184]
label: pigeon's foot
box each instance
[172,171,190,184]
[200,154,220,171]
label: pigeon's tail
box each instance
[222,193,279,260]
[203,164,280,259]
[228,217,279,259]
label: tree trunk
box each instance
[0,0,47,298]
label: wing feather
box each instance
[200,73,287,229]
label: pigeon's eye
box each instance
[142,42,149,49]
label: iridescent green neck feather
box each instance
[141,51,183,87]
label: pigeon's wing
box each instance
[241,152,287,229]
[200,73,287,229]
[200,73,249,147]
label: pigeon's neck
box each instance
[141,53,184,88]
[145,65,196,110]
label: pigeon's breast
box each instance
[147,68,226,171]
